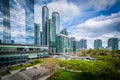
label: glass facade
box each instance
[42,6,49,45]
[34,23,40,45]
[56,34,73,53]
[25,0,34,44]
[10,0,26,44]
[79,39,87,51]
[108,37,118,50]
[52,12,60,35]
[0,0,34,44]
[0,0,11,43]
[94,39,102,50]
[0,44,49,67]
[60,29,68,36]
[46,19,56,52]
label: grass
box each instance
[0,71,10,76]
[48,70,79,80]
[9,59,43,71]
[48,70,120,80]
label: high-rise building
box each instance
[0,0,11,43]
[0,0,34,44]
[108,37,118,50]
[60,29,68,36]
[52,12,60,35]
[25,0,34,44]
[42,6,49,45]
[119,39,120,50]
[34,23,41,45]
[46,19,56,53]
[79,39,87,51]
[94,39,102,50]
[56,34,72,53]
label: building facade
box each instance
[0,0,34,44]
[0,0,11,43]
[46,19,56,53]
[79,39,87,51]
[108,37,118,50]
[52,12,60,35]
[60,29,68,36]
[34,23,41,45]
[94,39,102,50]
[42,6,49,45]
[0,43,49,67]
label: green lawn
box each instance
[9,59,43,71]
[48,70,120,80]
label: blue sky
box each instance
[35,0,120,49]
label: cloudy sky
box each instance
[35,0,120,49]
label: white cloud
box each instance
[35,0,80,29]
[69,12,120,49]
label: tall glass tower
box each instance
[79,39,87,50]
[46,19,56,52]
[108,37,118,50]
[34,23,40,45]
[52,12,60,35]
[0,0,11,43]
[25,0,34,44]
[42,6,49,45]
[10,0,26,44]
[94,39,102,50]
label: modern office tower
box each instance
[34,23,41,45]
[56,34,72,53]
[40,31,42,45]
[10,0,26,44]
[0,0,11,43]
[119,39,120,50]
[71,37,76,52]
[94,39,102,50]
[79,39,87,51]
[60,29,68,36]
[108,37,118,50]
[46,19,56,53]
[25,0,34,44]
[52,12,60,35]
[42,6,49,45]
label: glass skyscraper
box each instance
[79,39,87,50]
[25,0,34,44]
[0,0,11,43]
[94,39,102,50]
[108,37,118,50]
[0,0,34,44]
[46,19,56,52]
[34,23,40,45]
[52,12,60,35]
[60,29,68,36]
[42,6,49,45]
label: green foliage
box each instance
[0,71,10,76]
[59,60,116,76]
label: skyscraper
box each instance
[108,37,118,50]
[42,6,49,45]
[94,39,102,50]
[0,0,11,43]
[34,23,40,45]
[0,0,34,44]
[79,39,87,50]
[60,29,68,36]
[46,19,56,53]
[25,0,34,44]
[52,12,60,35]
